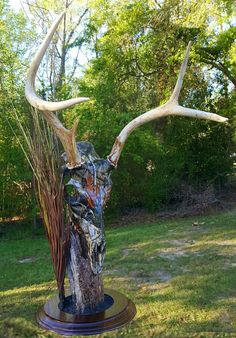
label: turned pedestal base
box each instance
[37,289,136,336]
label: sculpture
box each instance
[24,12,227,335]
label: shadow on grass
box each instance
[0,282,57,338]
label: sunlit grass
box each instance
[1,209,236,337]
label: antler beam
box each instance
[25,12,89,169]
[107,42,228,167]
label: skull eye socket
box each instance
[64,184,78,205]
[66,185,76,197]
[65,183,90,207]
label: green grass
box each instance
[1,210,236,337]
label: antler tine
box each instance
[25,12,89,111]
[25,12,89,169]
[108,42,228,167]
[169,41,191,103]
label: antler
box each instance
[107,42,228,167]
[25,12,89,169]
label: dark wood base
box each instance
[37,289,136,336]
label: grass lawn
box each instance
[1,209,236,337]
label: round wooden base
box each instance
[37,289,136,336]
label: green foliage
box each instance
[0,1,35,218]
[70,0,235,214]
[0,0,235,218]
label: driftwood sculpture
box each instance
[25,12,227,333]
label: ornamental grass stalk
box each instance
[16,108,69,301]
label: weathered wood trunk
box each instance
[62,142,113,314]
[67,230,104,313]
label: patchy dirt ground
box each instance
[108,187,236,228]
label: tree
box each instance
[73,0,235,212]
[24,0,89,99]
[0,0,35,218]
